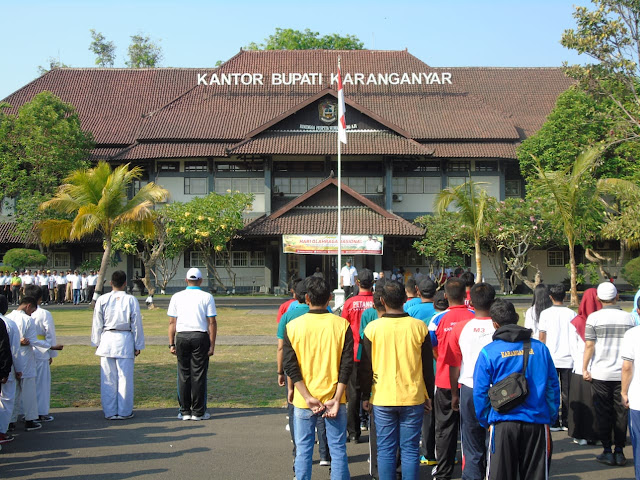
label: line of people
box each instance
[0,286,63,451]
[0,269,99,306]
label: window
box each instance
[216,161,264,172]
[406,178,423,194]
[448,177,466,187]
[290,178,308,194]
[273,177,291,194]
[275,161,323,172]
[232,251,248,267]
[347,177,365,193]
[475,161,497,172]
[189,251,206,268]
[505,179,522,197]
[53,252,70,269]
[548,251,566,267]
[424,177,441,193]
[250,251,265,267]
[185,161,208,172]
[250,178,264,193]
[158,161,179,172]
[215,178,232,193]
[215,251,229,267]
[415,161,440,172]
[132,179,148,195]
[184,177,207,195]
[366,177,383,194]
[392,177,407,194]
[447,161,470,172]
[308,177,322,189]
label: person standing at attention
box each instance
[538,284,576,432]
[524,284,552,340]
[168,268,217,421]
[340,260,357,299]
[283,276,354,480]
[583,282,634,466]
[91,271,144,420]
[622,297,640,480]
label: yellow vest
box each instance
[286,312,350,409]
[364,316,429,406]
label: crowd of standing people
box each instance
[0,269,99,306]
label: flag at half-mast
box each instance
[337,63,347,144]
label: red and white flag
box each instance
[337,64,347,145]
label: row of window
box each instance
[189,251,265,268]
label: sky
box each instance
[1,0,590,99]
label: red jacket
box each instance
[342,291,374,362]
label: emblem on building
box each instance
[318,100,338,124]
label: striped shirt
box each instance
[585,306,634,381]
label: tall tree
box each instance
[38,162,169,302]
[89,29,116,67]
[0,92,94,238]
[245,28,364,50]
[126,34,163,68]
[530,147,605,306]
[562,1,640,141]
[434,179,491,282]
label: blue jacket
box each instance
[473,324,559,428]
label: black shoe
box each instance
[7,423,15,432]
[614,451,627,466]
[25,420,42,431]
[596,452,615,466]
[347,434,360,444]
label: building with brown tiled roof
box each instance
[1,49,577,292]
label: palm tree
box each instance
[38,161,169,302]
[532,146,603,306]
[435,178,490,282]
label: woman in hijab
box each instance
[568,288,602,445]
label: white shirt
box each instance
[6,310,50,378]
[622,326,640,410]
[56,275,66,286]
[523,307,540,340]
[340,266,357,287]
[87,274,98,286]
[1,314,24,380]
[31,307,58,361]
[168,287,217,333]
[451,317,496,388]
[91,290,144,358]
[538,305,577,369]
[81,276,88,288]
[22,275,34,285]
[0,275,6,286]
[585,306,635,381]
[68,274,81,289]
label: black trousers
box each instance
[420,406,436,460]
[592,379,628,449]
[487,422,551,480]
[344,285,353,298]
[41,285,49,304]
[88,285,96,301]
[434,388,459,479]
[460,385,486,480]
[11,286,20,305]
[176,331,210,417]
[57,285,66,304]
[347,361,361,439]
[556,368,571,427]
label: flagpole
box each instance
[337,58,342,298]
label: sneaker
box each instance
[573,438,588,446]
[285,424,290,431]
[420,455,438,465]
[360,422,368,431]
[25,420,42,431]
[550,425,562,432]
[178,413,192,421]
[106,415,119,420]
[118,413,135,420]
[0,433,15,444]
[191,412,211,421]
[319,460,330,466]
[561,426,569,431]
[347,434,360,444]
[39,415,54,422]
[615,451,627,466]
[596,452,616,466]
[7,423,15,432]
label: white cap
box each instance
[596,281,617,301]
[186,268,203,280]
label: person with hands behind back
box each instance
[283,276,353,480]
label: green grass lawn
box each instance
[51,345,284,409]
[53,306,277,337]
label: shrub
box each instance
[2,248,48,271]
[622,257,640,289]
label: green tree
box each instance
[245,28,364,50]
[89,29,116,67]
[0,92,94,238]
[529,146,605,306]
[561,1,640,141]
[163,192,254,291]
[38,162,169,302]
[126,34,163,68]
[517,88,640,182]
[37,57,71,75]
[2,248,47,271]
[412,212,473,287]
[435,179,491,282]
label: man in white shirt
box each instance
[622,297,640,480]
[87,270,98,303]
[539,283,577,432]
[583,282,635,467]
[168,268,217,421]
[7,296,61,432]
[81,273,88,303]
[47,271,57,305]
[56,271,66,305]
[69,270,81,305]
[340,260,357,298]
[91,271,144,420]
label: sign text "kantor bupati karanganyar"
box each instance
[197,72,452,86]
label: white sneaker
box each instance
[573,438,588,446]
[178,413,192,421]
[285,424,290,432]
[319,460,330,467]
[550,426,562,432]
[119,413,135,420]
[106,415,119,420]
[191,412,211,421]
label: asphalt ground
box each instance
[0,407,636,479]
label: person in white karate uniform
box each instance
[0,294,23,446]
[24,285,62,422]
[7,296,60,432]
[91,270,144,420]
